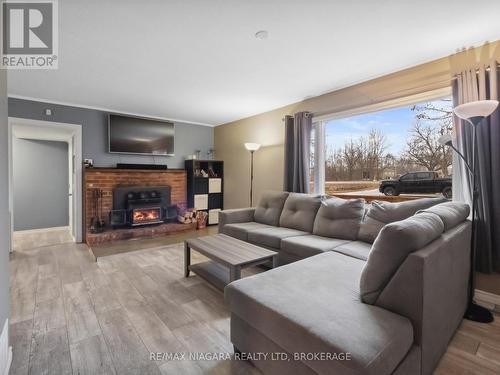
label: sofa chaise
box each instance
[221,191,471,375]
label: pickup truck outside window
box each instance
[313,97,453,201]
[379,171,452,198]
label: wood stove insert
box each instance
[110,186,177,227]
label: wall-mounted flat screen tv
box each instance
[108,114,175,155]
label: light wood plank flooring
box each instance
[9,240,500,374]
[12,227,74,251]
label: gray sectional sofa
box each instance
[221,191,472,375]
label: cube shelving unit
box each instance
[185,159,224,225]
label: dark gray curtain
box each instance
[453,62,500,273]
[283,112,313,193]
[283,115,295,191]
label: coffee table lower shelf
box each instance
[188,261,230,291]
[184,234,278,291]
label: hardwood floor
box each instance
[9,239,500,374]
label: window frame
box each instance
[312,121,325,194]
[310,87,452,194]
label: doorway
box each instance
[8,118,83,250]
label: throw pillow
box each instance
[358,197,447,243]
[360,212,444,304]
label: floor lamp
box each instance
[441,99,498,324]
[244,143,261,207]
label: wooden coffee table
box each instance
[184,234,278,290]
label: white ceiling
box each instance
[7,0,500,126]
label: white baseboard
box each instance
[0,320,12,375]
[13,226,70,235]
[474,289,500,310]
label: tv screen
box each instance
[108,114,175,155]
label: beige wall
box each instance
[215,42,500,209]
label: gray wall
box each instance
[8,98,214,168]
[13,138,69,231]
[0,67,9,332]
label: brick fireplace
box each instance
[83,168,195,245]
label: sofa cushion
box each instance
[417,201,470,231]
[313,197,365,240]
[358,197,447,243]
[222,222,273,241]
[254,191,289,226]
[218,208,255,231]
[226,252,414,375]
[281,235,350,258]
[279,193,321,232]
[332,240,372,261]
[360,212,444,304]
[248,227,308,249]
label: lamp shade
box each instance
[438,134,453,146]
[453,100,499,120]
[244,142,261,151]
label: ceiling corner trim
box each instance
[7,94,217,127]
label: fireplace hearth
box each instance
[110,186,177,228]
[83,168,190,245]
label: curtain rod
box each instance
[282,112,312,121]
[281,82,451,121]
[451,63,500,80]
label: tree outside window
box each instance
[317,97,453,198]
